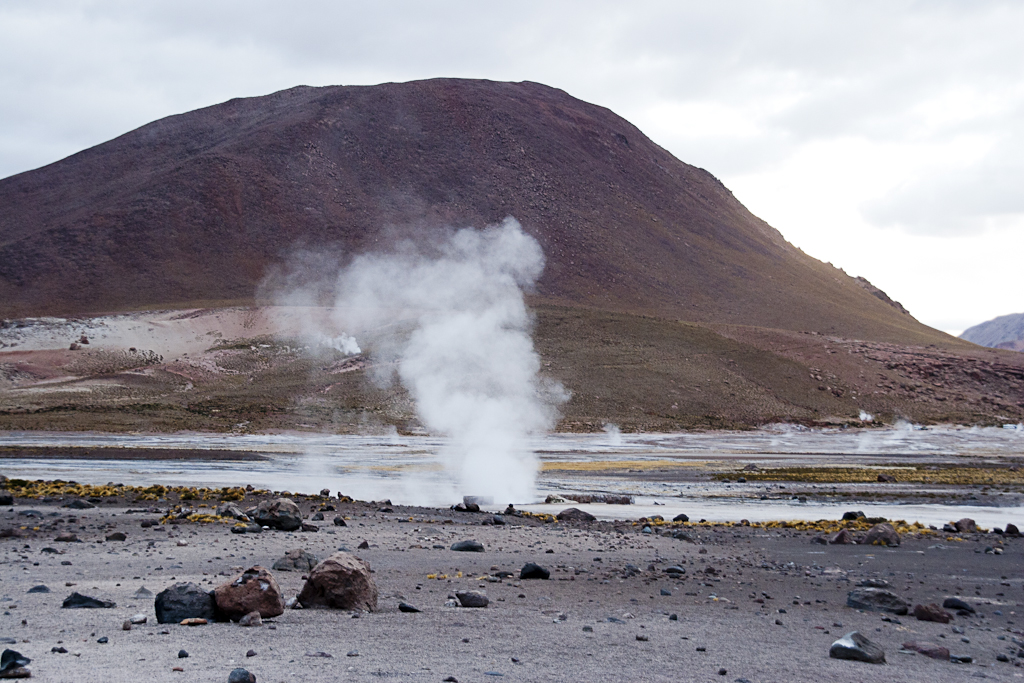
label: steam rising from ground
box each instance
[272,218,567,505]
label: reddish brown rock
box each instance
[912,603,953,624]
[214,566,285,621]
[862,523,900,546]
[829,529,855,545]
[902,640,949,660]
[297,551,378,611]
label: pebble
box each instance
[246,650,257,658]
[178,650,189,658]
[96,637,108,644]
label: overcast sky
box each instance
[2,1,1022,335]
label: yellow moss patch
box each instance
[721,466,1024,485]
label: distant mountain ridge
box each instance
[961,312,1024,352]
[0,78,947,347]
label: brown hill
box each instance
[0,79,950,346]
[3,78,1022,430]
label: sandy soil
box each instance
[1,494,1022,682]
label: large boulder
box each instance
[296,551,378,611]
[214,566,285,621]
[271,549,319,573]
[954,518,978,533]
[520,563,550,580]
[829,631,885,664]
[253,498,302,531]
[862,523,900,546]
[556,507,596,522]
[155,582,215,624]
[846,588,909,614]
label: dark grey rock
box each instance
[660,589,671,596]
[0,648,30,673]
[105,532,127,542]
[451,540,484,552]
[672,513,689,522]
[520,563,550,580]
[96,636,108,644]
[63,499,95,509]
[455,590,488,608]
[862,523,900,546]
[228,668,256,683]
[178,650,188,658]
[62,592,115,609]
[943,597,975,614]
[842,511,865,521]
[0,494,13,506]
[491,515,506,525]
[829,631,885,663]
[556,507,596,522]
[253,498,302,531]
[26,585,49,594]
[333,516,346,527]
[846,588,909,614]
[663,566,686,575]
[398,602,421,613]
[954,518,978,533]
[311,512,324,521]
[271,548,319,572]
[154,582,215,623]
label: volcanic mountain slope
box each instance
[0,79,950,346]
[961,312,1024,352]
[2,79,1022,431]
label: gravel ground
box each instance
[1,497,1022,683]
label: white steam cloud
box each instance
[272,218,566,505]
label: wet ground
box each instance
[2,424,1022,529]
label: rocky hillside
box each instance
[961,312,1024,352]
[0,79,950,347]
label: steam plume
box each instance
[274,217,566,504]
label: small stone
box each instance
[660,589,671,596]
[180,618,208,626]
[996,653,1009,662]
[246,650,256,658]
[901,639,949,660]
[333,516,347,527]
[846,588,908,615]
[62,592,115,609]
[51,647,67,654]
[829,631,885,664]
[178,650,188,658]
[54,533,81,543]
[582,626,593,632]
[717,668,727,676]
[26,585,49,594]
[122,620,131,631]
[96,637,108,644]
[455,591,488,608]
[636,634,648,641]
[272,549,319,573]
[398,602,421,613]
[451,540,485,552]
[829,529,855,545]
[105,532,127,542]
[357,540,369,550]
[673,513,689,522]
[913,603,954,623]
[305,651,333,658]
[238,611,262,627]
[129,614,147,624]
[346,650,359,657]
[64,499,95,510]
